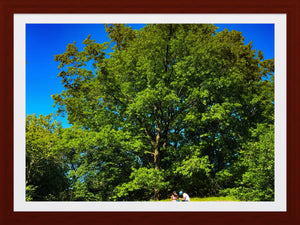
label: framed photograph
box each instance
[1,0,299,224]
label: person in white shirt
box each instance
[179,191,190,202]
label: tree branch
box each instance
[145,150,155,155]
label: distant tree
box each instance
[26,114,70,200]
[218,123,274,201]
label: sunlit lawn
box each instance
[159,196,238,202]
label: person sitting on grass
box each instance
[171,191,178,202]
[179,191,190,202]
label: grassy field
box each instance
[159,196,238,202]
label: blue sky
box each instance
[26,23,274,128]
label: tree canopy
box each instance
[26,24,274,201]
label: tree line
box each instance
[26,24,274,201]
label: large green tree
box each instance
[51,24,274,200]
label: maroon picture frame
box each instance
[1,0,299,224]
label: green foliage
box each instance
[26,24,274,201]
[173,154,213,197]
[26,185,37,201]
[175,152,212,177]
[113,168,169,201]
[218,124,274,201]
[62,125,139,201]
[26,114,70,201]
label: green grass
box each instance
[159,196,238,202]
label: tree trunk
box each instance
[154,147,160,170]
[154,123,161,170]
[154,188,159,200]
